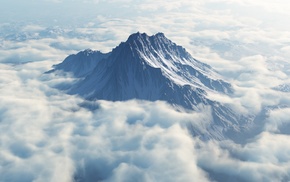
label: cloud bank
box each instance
[0,62,210,181]
[0,44,290,182]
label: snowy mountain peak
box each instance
[47,32,251,139]
[81,49,97,56]
[125,32,177,51]
[155,32,165,37]
[113,32,230,94]
[124,32,206,68]
[51,32,233,105]
[126,32,166,43]
[126,32,148,41]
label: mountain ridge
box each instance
[48,32,252,140]
[66,32,232,106]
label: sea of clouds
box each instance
[1,0,290,181]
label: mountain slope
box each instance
[69,32,232,105]
[48,49,110,77]
[50,32,252,140]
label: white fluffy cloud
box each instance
[0,62,211,181]
[1,61,290,181]
[196,132,290,182]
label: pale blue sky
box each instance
[1,0,290,30]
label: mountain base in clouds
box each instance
[49,32,256,141]
[1,70,290,182]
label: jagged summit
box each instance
[125,32,191,61]
[126,32,165,42]
[81,49,98,56]
[126,32,148,41]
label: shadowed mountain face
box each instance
[49,49,110,77]
[49,32,252,140]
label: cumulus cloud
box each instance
[0,39,66,64]
[196,132,290,182]
[1,60,290,181]
[264,107,290,133]
[0,61,212,181]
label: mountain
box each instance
[70,32,232,103]
[49,32,253,140]
[48,49,110,77]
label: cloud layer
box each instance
[1,61,290,182]
[0,62,210,181]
